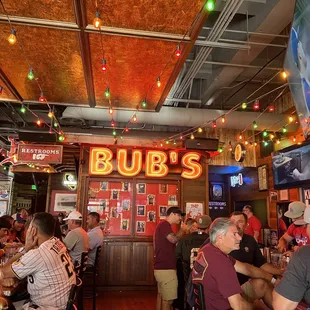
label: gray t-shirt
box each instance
[275,245,310,304]
[87,226,103,266]
[64,227,89,264]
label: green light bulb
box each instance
[58,135,64,141]
[112,130,116,136]
[263,131,268,137]
[20,105,26,113]
[253,121,258,129]
[105,87,110,98]
[282,127,287,133]
[27,68,34,80]
[142,100,147,108]
[264,141,268,146]
[206,0,215,11]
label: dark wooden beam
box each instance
[0,67,23,102]
[73,0,96,108]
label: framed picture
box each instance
[137,183,146,194]
[185,202,204,219]
[100,182,108,191]
[110,190,120,200]
[121,219,129,231]
[110,207,118,218]
[159,206,167,218]
[209,183,224,201]
[122,200,130,211]
[147,194,155,205]
[136,221,145,233]
[258,165,268,191]
[122,182,130,191]
[279,189,289,201]
[168,195,177,206]
[147,211,156,222]
[137,205,145,216]
[159,184,168,194]
[50,190,77,214]
[269,191,278,202]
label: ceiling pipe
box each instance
[62,106,291,132]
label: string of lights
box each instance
[0,0,65,141]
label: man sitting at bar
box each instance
[277,201,308,253]
[192,218,277,310]
[86,211,103,267]
[0,212,76,310]
[273,245,310,309]
[230,212,283,294]
[242,205,262,243]
[63,210,89,265]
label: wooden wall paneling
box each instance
[45,174,52,212]
[205,160,209,215]
[104,242,132,286]
[132,242,156,285]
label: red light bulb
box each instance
[125,127,129,132]
[111,120,115,127]
[212,120,217,128]
[36,119,41,126]
[39,92,46,103]
[101,59,107,71]
[175,45,181,57]
[253,100,260,110]
[269,105,275,112]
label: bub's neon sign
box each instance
[89,148,202,180]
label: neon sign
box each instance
[89,147,202,179]
[230,173,243,187]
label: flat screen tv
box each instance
[284,0,310,139]
[272,141,310,189]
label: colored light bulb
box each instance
[282,71,287,79]
[20,105,26,113]
[109,107,113,115]
[112,130,117,136]
[282,127,287,133]
[239,134,243,140]
[27,68,35,80]
[288,116,294,123]
[157,77,161,87]
[165,140,169,145]
[253,100,260,110]
[58,135,65,141]
[277,139,280,144]
[101,59,107,71]
[133,114,137,122]
[269,105,275,112]
[253,121,258,129]
[105,87,110,98]
[263,130,268,137]
[8,29,17,45]
[36,119,41,126]
[245,141,249,145]
[212,120,217,128]
[93,10,101,29]
[206,0,215,11]
[190,134,194,140]
[175,45,181,57]
[221,116,226,123]
[39,92,46,103]
[111,120,115,127]
[48,111,53,118]
[241,102,247,109]
[198,127,203,133]
[54,122,58,127]
[142,99,147,108]
[218,147,223,153]
[264,141,268,146]
[125,127,129,132]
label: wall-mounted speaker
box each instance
[19,131,57,143]
[185,138,219,151]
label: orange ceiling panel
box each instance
[87,0,205,34]
[0,77,17,101]
[89,33,180,109]
[2,0,76,23]
[0,24,88,105]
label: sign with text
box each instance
[230,173,243,187]
[17,144,63,164]
[89,147,202,179]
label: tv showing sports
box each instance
[272,141,310,189]
[284,0,310,138]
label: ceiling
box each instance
[0,0,298,148]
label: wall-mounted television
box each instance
[272,141,310,189]
[284,0,310,138]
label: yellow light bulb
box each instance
[198,127,203,133]
[48,111,53,118]
[190,134,194,140]
[8,33,17,45]
[289,116,294,123]
[282,71,287,79]
[270,134,275,139]
[93,18,101,29]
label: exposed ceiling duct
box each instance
[62,106,293,132]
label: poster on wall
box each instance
[185,202,204,219]
[51,191,77,213]
[258,165,268,191]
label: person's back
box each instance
[12,237,76,309]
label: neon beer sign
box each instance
[89,147,202,179]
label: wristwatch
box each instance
[18,247,26,255]
[271,275,278,284]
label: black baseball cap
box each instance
[167,207,186,216]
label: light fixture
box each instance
[111,120,115,127]
[39,92,46,103]
[288,116,294,123]
[282,71,287,79]
[165,140,169,145]
[190,134,194,140]
[8,29,17,45]
[264,141,268,147]
[109,107,113,115]
[175,45,181,57]
[58,135,65,142]
[212,120,217,128]
[157,77,161,87]
[112,130,117,136]
[239,134,243,140]
[125,127,129,132]
[142,99,147,108]
[36,119,42,126]
[282,126,287,133]
[270,134,275,139]
[93,10,101,29]
[253,100,260,110]
[269,105,275,112]
[27,68,34,80]
[20,105,26,113]
[218,147,223,153]
[105,87,110,98]
[133,114,137,122]
[198,127,203,133]
[245,141,249,145]
[101,59,107,71]
[241,102,247,109]
[48,111,53,118]
[206,0,215,11]
[263,130,268,137]
[253,121,258,129]
[221,116,226,123]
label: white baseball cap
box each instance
[284,201,306,219]
[294,206,310,225]
[63,210,83,221]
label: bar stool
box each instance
[193,283,205,310]
[84,246,102,310]
[74,252,88,310]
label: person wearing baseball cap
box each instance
[277,201,308,253]
[63,210,89,264]
[176,215,211,283]
[153,207,185,310]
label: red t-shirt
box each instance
[287,223,310,246]
[154,221,176,270]
[279,219,287,236]
[244,216,262,243]
[192,243,242,310]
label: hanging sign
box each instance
[63,173,77,191]
[230,173,244,187]
[89,147,202,180]
[17,144,63,164]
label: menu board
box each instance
[87,181,178,237]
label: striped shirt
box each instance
[11,237,76,310]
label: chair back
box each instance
[66,284,77,310]
[94,246,102,271]
[74,252,88,278]
[193,283,206,310]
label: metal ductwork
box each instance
[62,106,293,132]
